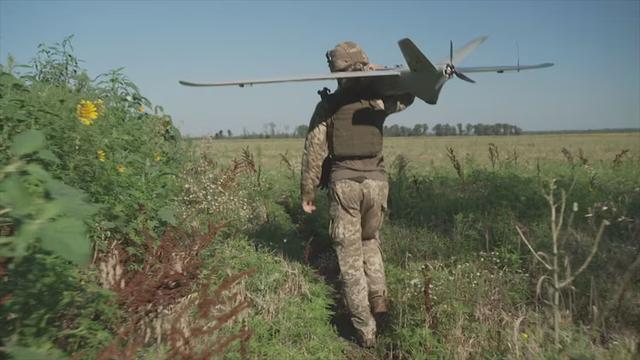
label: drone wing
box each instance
[456,63,554,73]
[179,69,401,87]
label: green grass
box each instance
[203,236,348,359]
[199,134,639,359]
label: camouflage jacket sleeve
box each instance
[300,101,331,203]
[383,93,415,115]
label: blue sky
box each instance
[1,0,639,135]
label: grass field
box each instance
[200,133,640,172]
[195,132,640,358]
[3,38,639,358]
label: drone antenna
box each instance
[516,41,520,72]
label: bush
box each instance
[1,253,119,357]
[1,37,188,357]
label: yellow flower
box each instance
[154,152,161,162]
[97,149,106,162]
[138,105,145,113]
[116,164,125,173]
[76,100,99,125]
[521,332,529,340]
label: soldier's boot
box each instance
[356,329,377,348]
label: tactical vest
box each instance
[327,92,387,159]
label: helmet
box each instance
[326,41,369,72]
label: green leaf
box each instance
[0,175,37,217]
[0,236,19,257]
[46,178,98,219]
[36,149,60,164]
[101,221,116,229]
[11,222,41,256]
[11,129,46,156]
[158,205,177,225]
[25,163,53,182]
[39,218,91,265]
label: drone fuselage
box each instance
[371,67,447,105]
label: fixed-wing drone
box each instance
[179,37,553,105]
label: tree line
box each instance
[207,122,523,139]
[383,123,523,136]
[210,123,309,139]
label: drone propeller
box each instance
[444,40,476,83]
[454,69,475,83]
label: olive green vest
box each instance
[327,92,387,159]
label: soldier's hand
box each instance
[302,200,316,214]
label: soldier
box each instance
[300,41,414,347]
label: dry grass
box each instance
[94,225,253,359]
[197,133,640,171]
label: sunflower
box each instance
[76,100,99,125]
[116,164,125,173]
[97,149,106,162]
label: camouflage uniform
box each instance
[301,92,413,341]
[328,178,388,340]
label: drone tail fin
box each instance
[394,38,444,104]
[398,38,438,73]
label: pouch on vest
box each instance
[329,99,386,158]
[319,156,331,189]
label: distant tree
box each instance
[262,122,277,137]
[294,124,309,137]
[411,124,423,136]
[433,123,443,136]
[466,123,474,136]
[457,123,464,136]
[227,129,233,137]
[458,123,525,136]
[385,124,397,136]
[410,123,429,136]
[438,123,456,136]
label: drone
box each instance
[179,36,553,105]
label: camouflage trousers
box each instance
[328,178,388,340]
